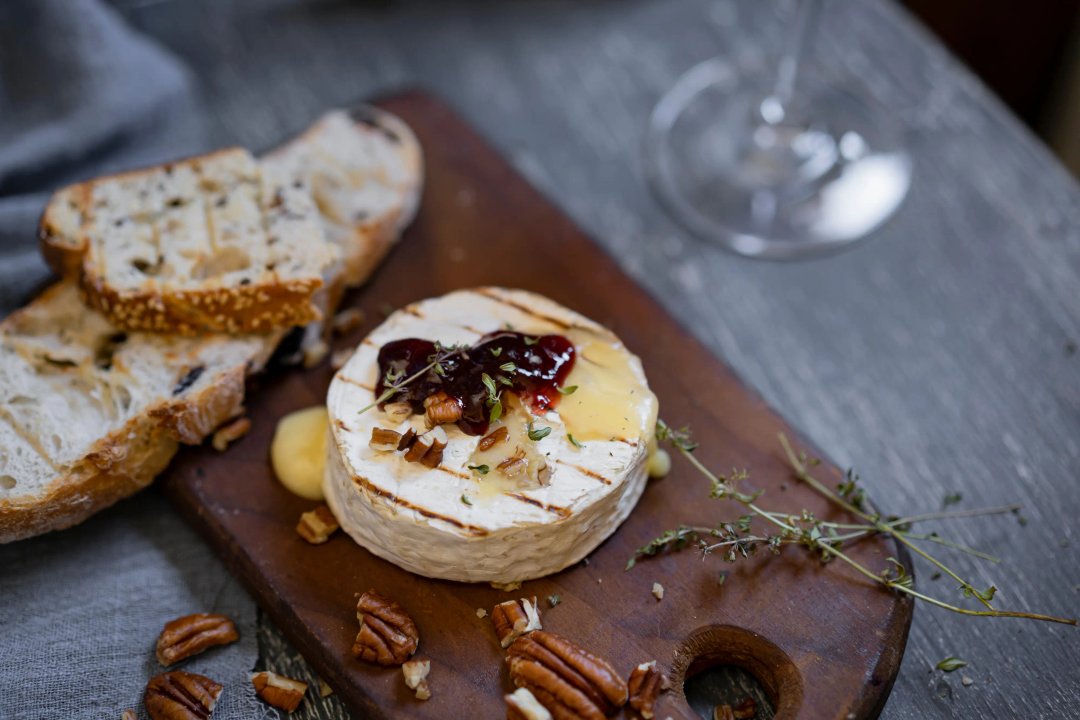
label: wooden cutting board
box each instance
[163,91,913,720]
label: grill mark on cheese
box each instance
[335,418,354,433]
[554,459,613,485]
[435,465,470,480]
[361,338,378,347]
[473,288,571,330]
[616,438,639,447]
[349,473,489,536]
[337,375,375,392]
[505,493,572,518]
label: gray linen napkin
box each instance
[0,2,266,717]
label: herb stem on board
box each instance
[630,420,1076,627]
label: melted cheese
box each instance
[271,405,329,500]
[557,329,658,443]
[324,287,657,583]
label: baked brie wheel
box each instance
[324,287,658,583]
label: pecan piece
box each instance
[403,433,432,462]
[478,426,509,451]
[506,630,628,720]
[211,416,250,452]
[506,687,553,720]
[144,671,222,720]
[370,427,402,452]
[331,307,365,336]
[424,391,462,427]
[419,426,448,468]
[384,402,414,423]
[352,589,419,666]
[492,596,542,648]
[627,661,665,719]
[297,505,339,544]
[155,613,239,666]
[402,658,432,700]
[252,671,307,712]
[122,711,137,720]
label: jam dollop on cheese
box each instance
[375,331,575,435]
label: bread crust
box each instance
[0,356,247,543]
[79,273,323,336]
[4,107,422,543]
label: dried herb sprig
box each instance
[631,420,1076,626]
[357,342,466,415]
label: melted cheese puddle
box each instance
[271,405,329,500]
[557,329,658,443]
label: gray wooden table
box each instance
[120,0,1080,717]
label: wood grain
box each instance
[164,92,913,720]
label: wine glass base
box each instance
[645,58,913,260]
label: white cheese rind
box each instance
[324,287,653,583]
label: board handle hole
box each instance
[671,625,803,720]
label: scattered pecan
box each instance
[252,671,307,713]
[211,416,250,452]
[370,427,402,452]
[403,433,432,462]
[121,710,137,720]
[478,426,509,451]
[731,697,756,719]
[155,613,239,666]
[424,391,462,427]
[331,307,365,336]
[506,687,553,720]
[296,505,339,544]
[651,583,664,602]
[506,630,628,720]
[144,671,223,720]
[402,658,432,700]
[419,427,448,468]
[302,339,329,368]
[627,661,666,719]
[384,402,413,423]
[352,589,419,666]
[492,597,542,648]
[397,427,417,450]
[318,678,334,697]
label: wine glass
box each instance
[645,0,912,260]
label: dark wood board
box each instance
[164,91,913,720]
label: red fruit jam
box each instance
[374,331,575,435]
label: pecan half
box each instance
[402,658,432,700]
[155,613,239,666]
[478,426,509,451]
[506,687,553,720]
[211,416,250,452]
[144,671,222,720]
[424,391,462,427]
[627,661,665,719]
[352,590,419,666]
[296,505,339,544]
[252,671,307,712]
[492,597,542,648]
[506,630,628,720]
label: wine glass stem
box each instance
[769,0,824,117]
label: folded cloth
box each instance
[0,3,264,718]
[0,0,207,310]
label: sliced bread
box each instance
[0,283,280,543]
[263,105,422,287]
[40,147,340,335]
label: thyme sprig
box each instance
[357,342,466,415]
[630,420,1076,626]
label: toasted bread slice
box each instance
[40,148,339,335]
[264,106,422,287]
[0,283,280,543]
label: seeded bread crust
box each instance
[39,148,337,335]
[3,107,422,543]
